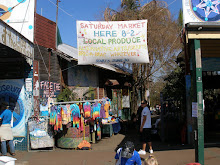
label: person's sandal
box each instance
[11,153,16,156]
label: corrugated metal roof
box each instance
[57,43,131,75]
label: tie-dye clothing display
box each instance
[92,103,101,120]
[49,111,57,125]
[66,105,71,124]
[70,104,81,128]
[60,105,71,124]
[104,101,110,118]
[80,115,84,132]
[96,123,101,140]
[100,104,106,118]
[53,112,62,131]
[47,98,119,144]
[83,102,91,118]
[54,106,63,131]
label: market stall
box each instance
[51,98,116,148]
[27,98,121,150]
[101,118,121,137]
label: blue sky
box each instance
[36,0,182,48]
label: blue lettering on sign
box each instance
[94,31,117,37]
[112,59,123,62]
[0,85,21,95]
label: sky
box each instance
[36,0,182,48]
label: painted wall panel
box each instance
[0,79,32,137]
[68,63,99,87]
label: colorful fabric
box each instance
[61,105,70,124]
[92,103,101,120]
[80,116,84,132]
[104,101,110,118]
[96,123,101,140]
[56,112,63,131]
[83,102,91,118]
[49,111,57,125]
[66,104,71,124]
[54,106,63,131]
[70,104,81,128]
[100,103,106,118]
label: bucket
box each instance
[0,156,17,165]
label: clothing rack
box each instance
[53,99,110,144]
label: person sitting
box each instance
[115,141,141,165]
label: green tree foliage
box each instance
[104,0,181,113]
[162,67,185,101]
[57,86,78,102]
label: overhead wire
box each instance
[1,0,26,17]
[148,0,177,20]
[34,39,49,75]
[37,0,180,74]
[20,0,31,34]
[47,0,76,19]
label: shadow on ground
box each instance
[113,121,220,153]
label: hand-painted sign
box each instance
[77,20,149,64]
[0,20,34,65]
[182,0,220,24]
[40,81,60,98]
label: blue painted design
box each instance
[193,7,197,11]
[191,0,220,21]
[28,25,33,29]
[17,0,27,3]
[0,92,24,127]
[8,7,13,12]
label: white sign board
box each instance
[0,0,35,42]
[122,96,130,108]
[182,0,220,25]
[25,78,32,92]
[192,102,198,118]
[77,20,149,64]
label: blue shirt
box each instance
[115,148,142,165]
[0,109,12,125]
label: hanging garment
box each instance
[96,123,101,140]
[83,102,91,118]
[54,106,63,131]
[100,103,106,118]
[92,103,101,120]
[61,105,69,124]
[66,104,71,124]
[49,111,57,125]
[70,104,81,128]
[80,115,84,132]
[104,100,110,118]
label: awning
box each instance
[57,43,131,75]
[105,79,120,86]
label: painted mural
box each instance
[0,79,33,136]
[0,0,35,42]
